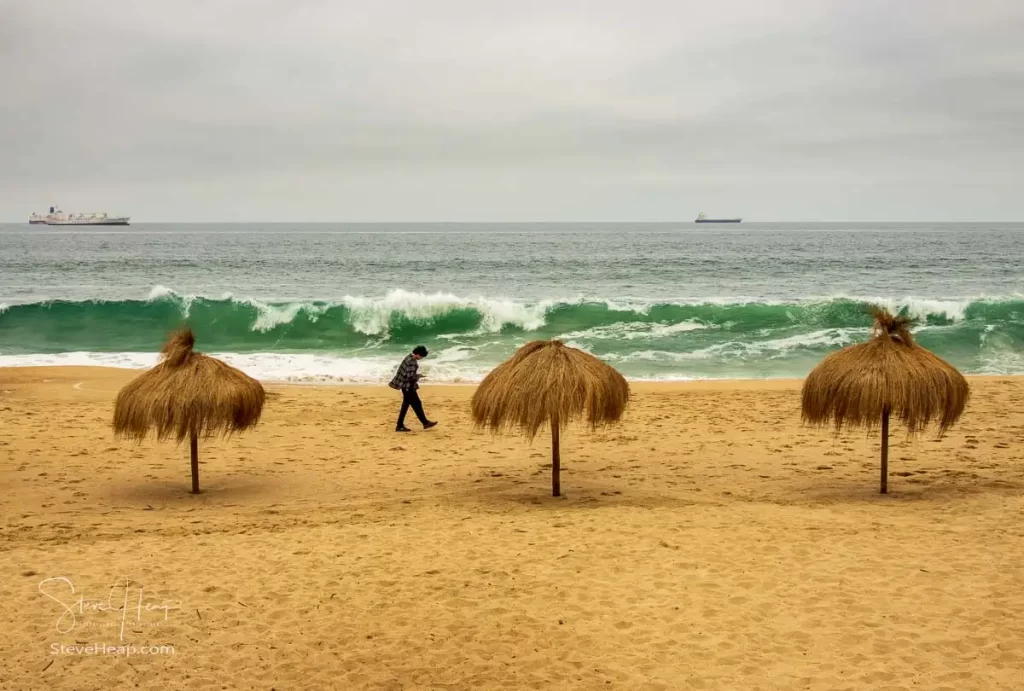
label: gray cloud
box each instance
[2,0,1022,220]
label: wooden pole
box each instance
[880,406,889,494]
[551,419,561,497]
[190,431,200,494]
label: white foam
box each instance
[145,285,178,301]
[974,326,1024,375]
[337,289,553,336]
[249,300,329,332]
[560,341,595,354]
[864,297,973,322]
[146,284,199,316]
[0,351,162,369]
[429,344,478,364]
[0,351,494,384]
[605,349,710,363]
[741,328,862,355]
[106,287,1024,337]
[560,320,708,341]
[604,328,863,363]
[139,287,557,335]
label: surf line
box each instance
[72,380,134,394]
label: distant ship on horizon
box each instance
[695,212,741,224]
[29,206,130,226]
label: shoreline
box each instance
[1,364,1022,389]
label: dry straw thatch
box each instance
[801,308,969,493]
[113,329,265,493]
[471,340,630,496]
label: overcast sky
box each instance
[2,0,1022,221]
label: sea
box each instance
[1,222,1021,383]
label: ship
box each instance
[29,206,130,226]
[695,212,741,223]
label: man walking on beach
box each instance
[389,345,438,432]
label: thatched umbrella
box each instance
[801,308,968,493]
[113,329,265,493]
[471,340,630,496]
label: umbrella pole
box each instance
[880,406,889,494]
[190,431,200,494]
[551,420,561,497]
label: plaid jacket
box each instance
[388,354,419,391]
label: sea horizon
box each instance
[6,219,1024,226]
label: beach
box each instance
[2,366,1023,690]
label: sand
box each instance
[1,366,1023,690]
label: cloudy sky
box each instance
[2,0,1022,221]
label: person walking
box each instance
[389,345,438,432]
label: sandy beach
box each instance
[1,366,1023,690]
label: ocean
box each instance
[1,222,1021,383]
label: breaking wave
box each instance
[0,287,1021,380]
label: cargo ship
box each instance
[695,212,741,223]
[29,206,130,226]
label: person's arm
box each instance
[401,357,418,388]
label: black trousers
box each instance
[397,388,428,428]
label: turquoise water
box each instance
[1,222,1021,381]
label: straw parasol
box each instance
[471,340,630,496]
[801,308,969,493]
[113,328,265,493]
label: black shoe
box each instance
[423,421,438,430]
[396,426,411,432]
